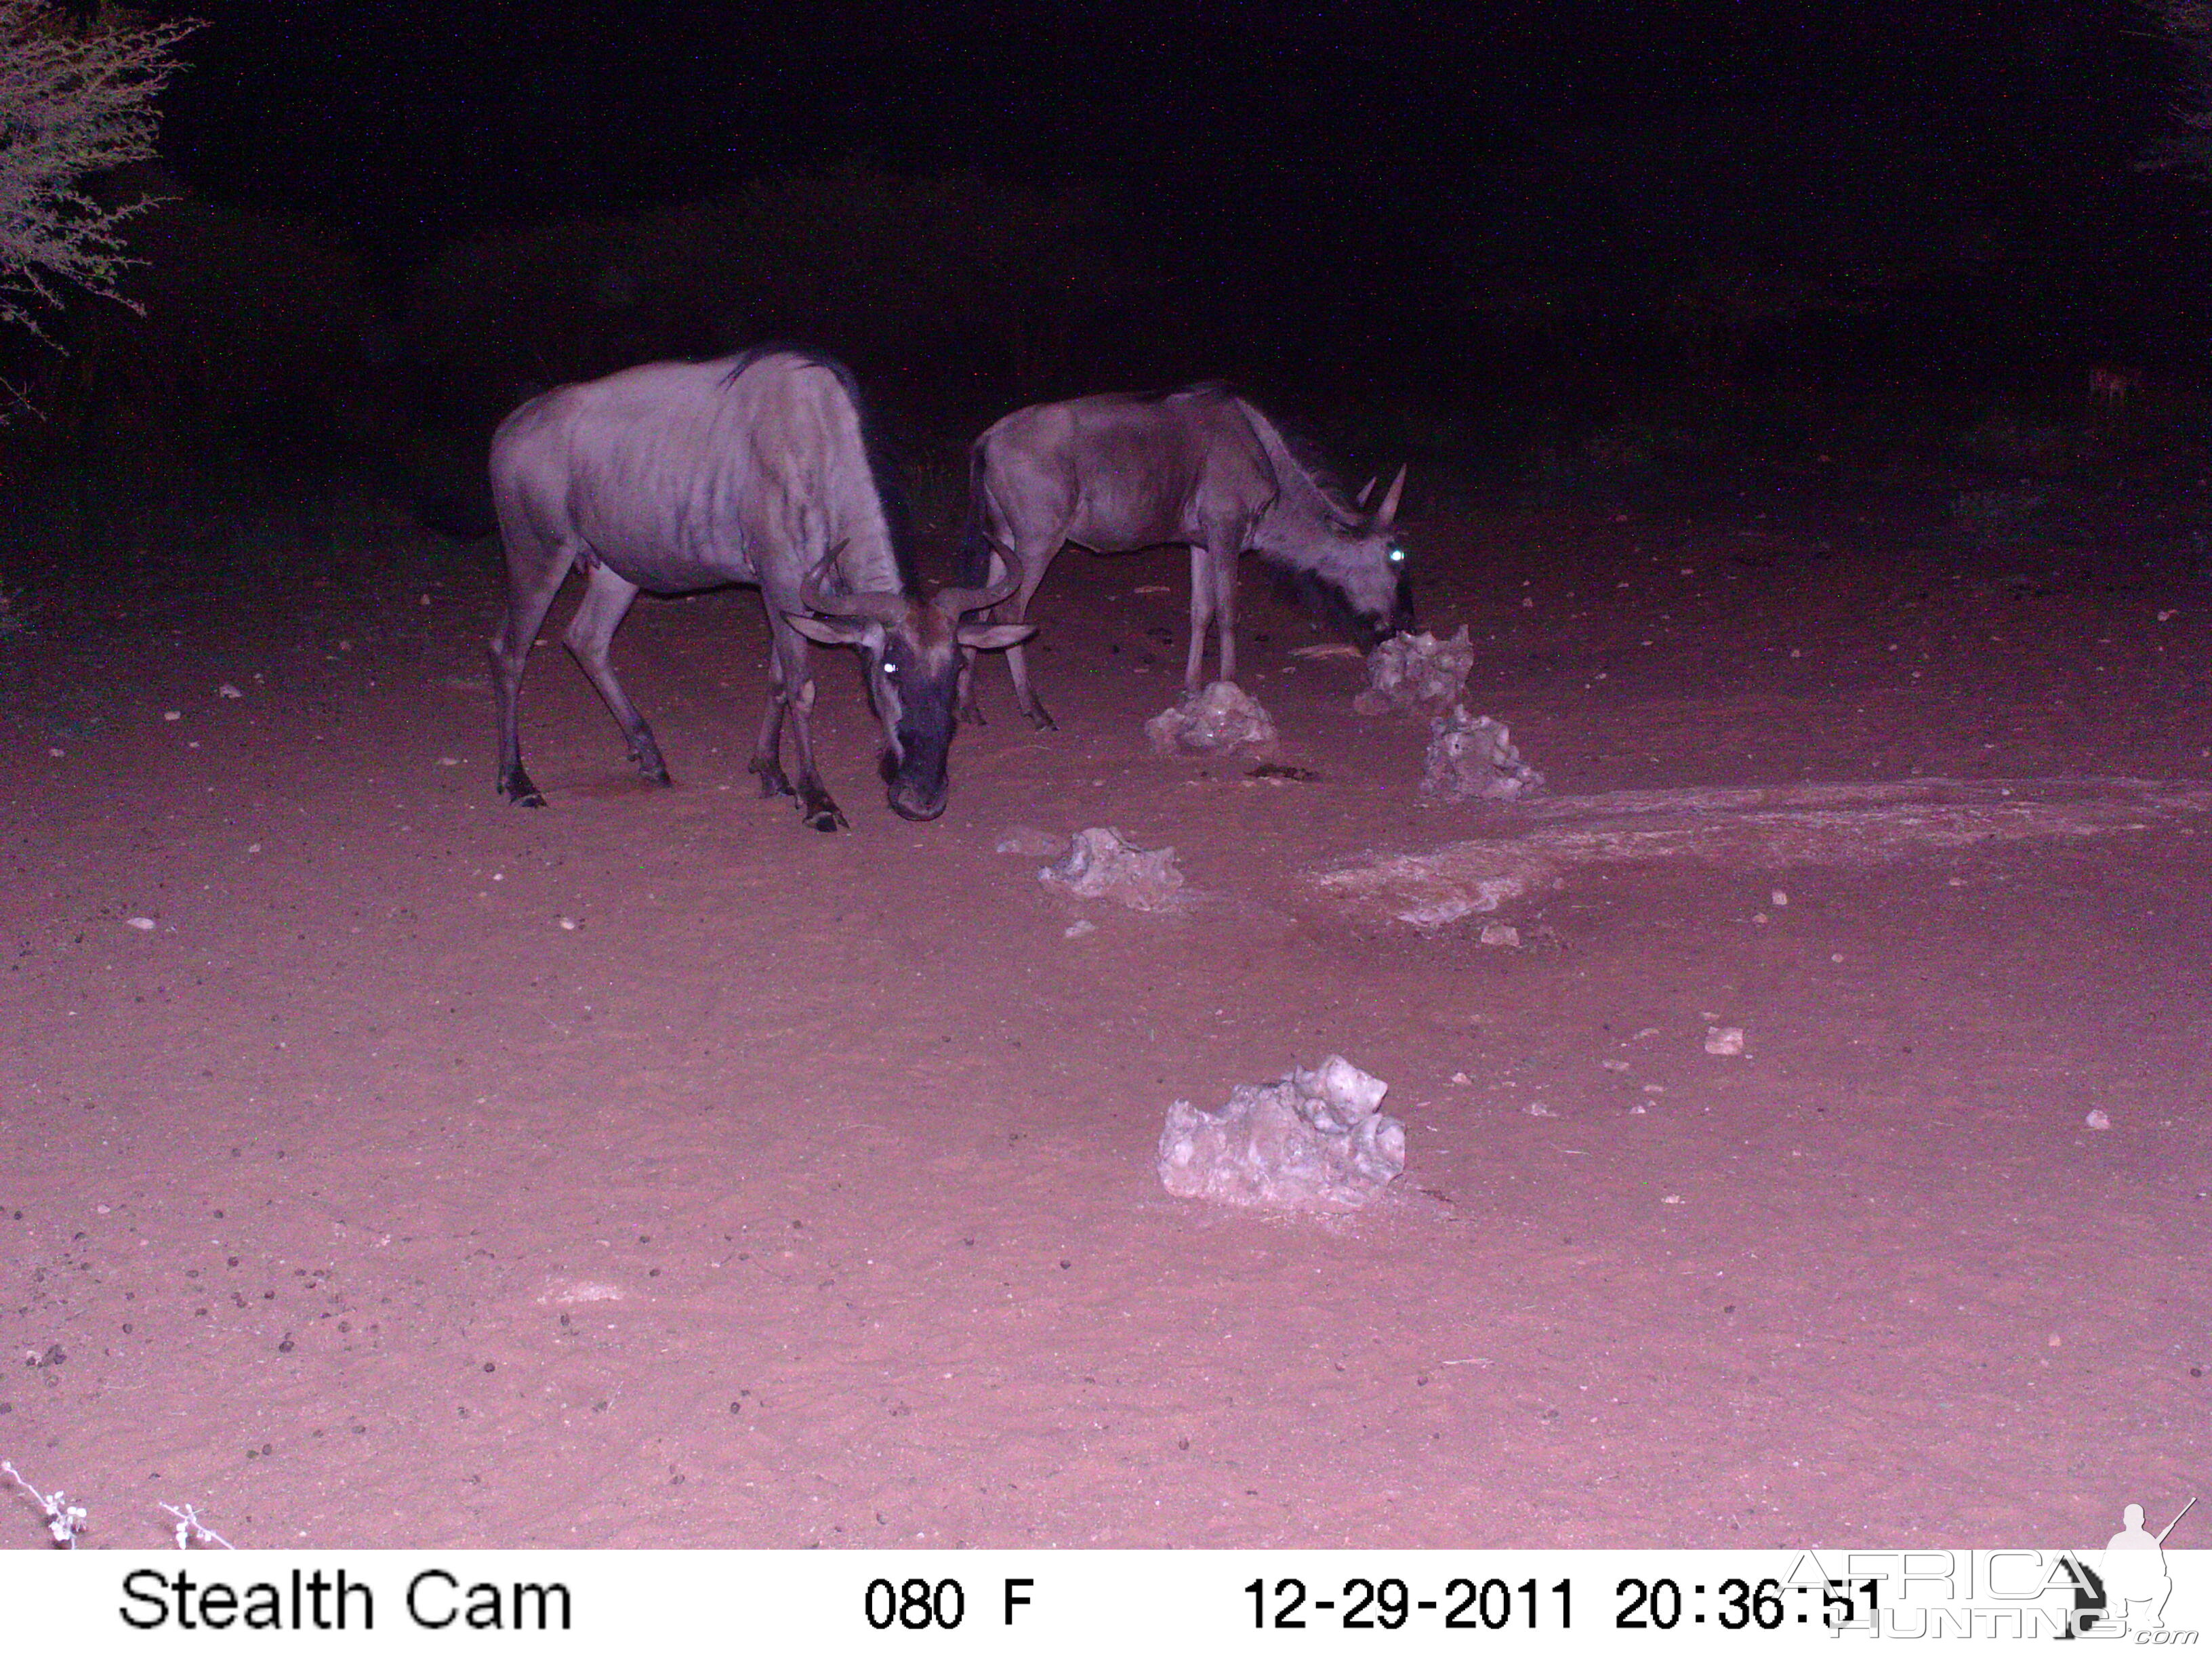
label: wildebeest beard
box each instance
[1274,565,1418,651]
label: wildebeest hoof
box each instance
[803,803,848,833]
[500,771,547,808]
[1023,703,1059,732]
[750,764,795,799]
[641,765,673,787]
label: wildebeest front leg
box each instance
[1183,536,1241,695]
[750,624,846,831]
[564,562,671,786]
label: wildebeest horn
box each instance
[933,548,1026,617]
[800,549,909,625]
[1353,476,1376,508]
[1371,465,1407,530]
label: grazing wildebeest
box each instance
[487,348,1033,830]
[953,384,1414,728]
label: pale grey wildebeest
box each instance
[952,384,1414,728]
[487,347,1033,830]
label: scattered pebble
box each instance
[47,747,62,758]
[1770,888,1788,907]
[1661,1194,1683,1205]
[1629,1102,1648,1115]
[247,843,262,853]
[163,710,180,722]
[124,917,156,931]
[1601,1059,1629,1072]
[557,916,580,931]
[438,757,463,768]
[218,684,243,699]
[1704,1025,1746,1057]
[1449,1072,1472,1085]
[2085,1109,2111,1130]
[1523,1102,1557,1118]
[996,825,1065,858]
[1063,920,1095,939]
[1479,922,1520,947]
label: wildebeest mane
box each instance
[722,344,922,596]
[1240,398,1359,520]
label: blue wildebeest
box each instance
[953,385,1414,728]
[487,348,1033,830]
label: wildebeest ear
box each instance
[785,614,880,649]
[956,622,1039,652]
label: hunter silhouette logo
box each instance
[2062,1496,2196,1639]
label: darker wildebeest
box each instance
[953,384,1414,728]
[487,348,1033,830]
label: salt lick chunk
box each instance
[1158,1054,1407,1212]
[1040,827,1185,911]
[1353,626,1475,716]
[1421,705,1547,803]
[1144,681,1277,756]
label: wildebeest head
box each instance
[785,556,1033,822]
[1306,464,1416,650]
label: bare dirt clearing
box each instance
[3,492,2207,1548]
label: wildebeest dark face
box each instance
[787,604,1033,821]
[1300,464,1415,651]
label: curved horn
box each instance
[800,549,909,626]
[933,547,1026,617]
[1371,464,1407,530]
[1353,475,1376,509]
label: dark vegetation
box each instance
[3,3,2211,609]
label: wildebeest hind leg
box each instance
[487,536,577,807]
[564,562,671,785]
[1002,547,1057,729]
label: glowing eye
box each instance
[882,661,899,676]
[1387,547,1406,564]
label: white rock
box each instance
[218,684,243,699]
[1421,707,1547,803]
[2085,1109,2111,1130]
[1040,827,1185,912]
[1158,1054,1406,1212]
[1354,626,1475,715]
[1704,1025,1746,1056]
[1144,682,1276,756]
[124,917,155,931]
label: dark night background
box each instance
[9,0,2211,499]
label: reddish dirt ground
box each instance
[3,490,2207,1550]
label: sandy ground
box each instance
[2,486,2206,1550]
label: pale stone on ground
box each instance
[1353,626,1476,716]
[1158,1054,1407,1212]
[1422,706,1547,803]
[1040,827,1186,911]
[1145,681,1277,756]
